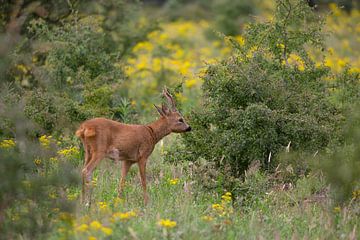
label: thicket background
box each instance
[0,0,359,239]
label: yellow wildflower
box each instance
[90,220,102,230]
[49,191,57,199]
[125,66,136,76]
[221,192,232,202]
[76,223,89,232]
[57,146,79,157]
[175,92,187,103]
[352,189,360,199]
[0,139,16,149]
[212,204,224,212]
[333,206,341,213]
[349,67,360,74]
[288,53,305,71]
[168,178,179,185]
[201,215,214,222]
[276,43,285,49]
[329,3,342,17]
[67,193,78,201]
[185,78,197,89]
[32,55,38,63]
[92,177,98,186]
[152,58,162,72]
[97,201,108,211]
[59,212,74,225]
[16,64,29,74]
[158,219,177,228]
[34,158,42,166]
[337,58,347,68]
[235,35,245,46]
[112,211,137,221]
[101,227,113,236]
[88,236,97,240]
[133,41,154,53]
[39,135,52,147]
[179,61,191,76]
[327,47,334,55]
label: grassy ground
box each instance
[48,142,359,240]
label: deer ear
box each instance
[154,104,165,116]
[161,103,171,116]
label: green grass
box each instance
[49,145,359,240]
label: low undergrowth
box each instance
[27,145,358,240]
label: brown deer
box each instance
[76,87,191,206]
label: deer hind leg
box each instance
[138,159,149,205]
[81,151,105,207]
[84,143,92,166]
[118,161,133,198]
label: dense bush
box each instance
[167,0,342,177]
[1,0,154,136]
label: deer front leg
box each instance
[138,159,149,205]
[81,151,105,207]
[117,161,133,198]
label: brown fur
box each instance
[77,88,191,206]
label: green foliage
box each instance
[212,0,255,35]
[24,90,58,132]
[0,0,155,134]
[167,0,341,177]
[320,106,360,203]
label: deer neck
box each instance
[146,117,171,144]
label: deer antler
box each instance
[162,87,176,111]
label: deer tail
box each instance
[76,126,96,138]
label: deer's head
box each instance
[154,87,191,133]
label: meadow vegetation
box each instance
[0,0,359,239]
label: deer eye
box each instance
[179,118,184,123]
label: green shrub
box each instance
[167,0,341,177]
[1,0,154,135]
[319,106,360,203]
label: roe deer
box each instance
[76,87,191,206]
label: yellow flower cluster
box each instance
[333,206,341,213]
[89,220,102,230]
[97,201,108,211]
[221,192,232,202]
[201,215,214,222]
[16,64,30,74]
[158,219,177,228]
[0,139,16,149]
[34,158,42,166]
[39,135,52,147]
[211,203,224,212]
[123,20,229,109]
[168,178,179,185]
[202,192,234,224]
[57,146,79,157]
[111,210,137,221]
[59,212,74,225]
[288,54,305,71]
[352,189,360,199]
[87,221,113,236]
[321,4,360,74]
[67,193,78,201]
[76,223,89,232]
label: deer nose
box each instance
[186,126,192,132]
